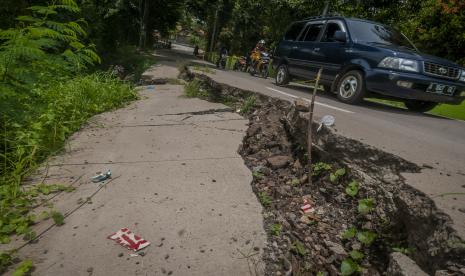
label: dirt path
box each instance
[15,54,266,275]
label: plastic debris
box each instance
[147,85,155,90]
[318,115,336,132]
[108,228,150,252]
[301,198,315,214]
[91,170,111,183]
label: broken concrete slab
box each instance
[266,155,291,169]
[294,98,310,112]
[387,252,428,276]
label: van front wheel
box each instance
[336,70,366,104]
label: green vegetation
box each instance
[239,96,257,115]
[330,168,347,183]
[345,180,360,197]
[358,198,375,215]
[431,102,465,121]
[0,1,140,270]
[51,211,65,226]
[184,79,209,98]
[270,223,282,236]
[292,240,306,256]
[252,170,264,180]
[12,260,33,276]
[341,258,362,276]
[312,162,332,176]
[367,98,465,121]
[258,192,272,207]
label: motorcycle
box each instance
[233,56,249,72]
[249,51,271,79]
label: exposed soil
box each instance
[180,68,465,276]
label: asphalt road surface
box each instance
[173,44,465,238]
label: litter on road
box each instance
[91,170,112,183]
[300,198,315,214]
[318,115,335,132]
[108,228,150,252]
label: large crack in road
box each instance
[181,67,465,275]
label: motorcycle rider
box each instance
[216,45,228,68]
[250,40,266,71]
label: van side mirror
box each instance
[334,31,347,43]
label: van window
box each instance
[322,22,342,42]
[284,22,306,41]
[302,24,323,41]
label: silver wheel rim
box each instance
[277,67,286,84]
[339,76,358,99]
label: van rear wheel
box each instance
[336,70,366,104]
[404,100,438,113]
[276,64,290,86]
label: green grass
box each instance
[432,102,465,120]
[184,79,209,98]
[367,98,465,121]
[0,73,136,256]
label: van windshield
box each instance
[347,19,417,51]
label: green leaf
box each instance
[13,260,34,276]
[330,168,346,183]
[312,162,332,176]
[349,250,365,260]
[358,198,375,215]
[342,226,357,239]
[292,241,306,256]
[357,231,377,246]
[346,181,360,197]
[340,258,361,276]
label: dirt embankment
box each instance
[180,68,465,276]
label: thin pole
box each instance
[209,5,220,53]
[322,1,330,16]
[308,69,323,187]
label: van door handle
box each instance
[313,48,320,51]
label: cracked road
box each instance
[175,44,465,239]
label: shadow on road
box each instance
[283,83,451,121]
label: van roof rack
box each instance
[304,13,343,20]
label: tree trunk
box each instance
[138,0,149,49]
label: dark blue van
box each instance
[273,17,465,112]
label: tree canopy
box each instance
[1,0,464,64]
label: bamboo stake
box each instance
[308,68,323,187]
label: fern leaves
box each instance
[0,0,99,88]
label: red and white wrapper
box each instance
[108,228,150,252]
[301,199,315,214]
